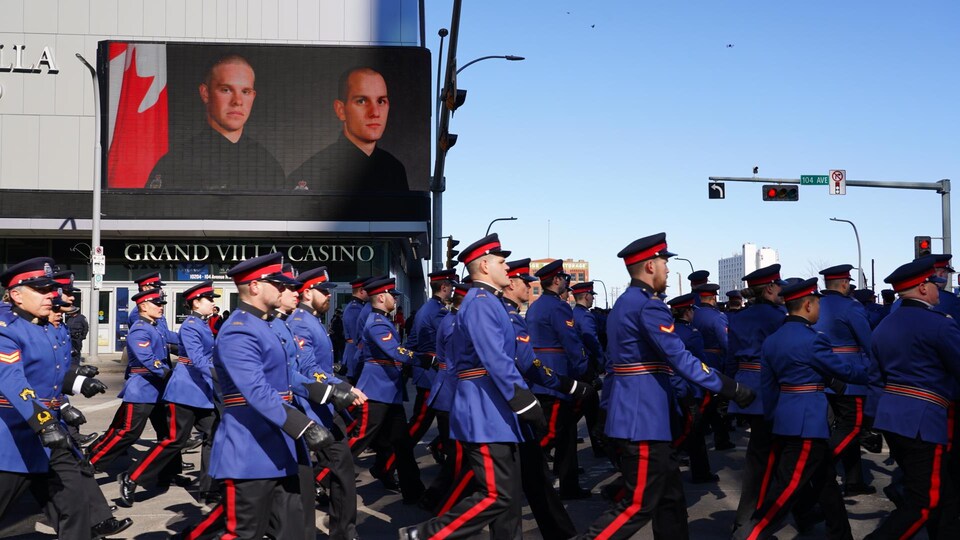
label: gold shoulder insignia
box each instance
[659,324,675,333]
[154,360,163,368]
[19,388,36,401]
[36,411,52,425]
[532,358,542,367]
[700,362,711,374]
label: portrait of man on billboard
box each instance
[287,66,409,192]
[147,53,287,190]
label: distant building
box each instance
[528,258,590,307]
[718,243,779,294]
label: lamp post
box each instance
[593,279,610,309]
[674,257,696,275]
[485,216,517,236]
[77,53,102,363]
[829,218,865,289]
[456,55,525,75]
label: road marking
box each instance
[83,398,122,412]
[358,504,392,522]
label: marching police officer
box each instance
[341,277,369,383]
[526,259,589,499]
[867,258,960,539]
[691,282,734,451]
[733,278,869,540]
[578,233,755,539]
[127,271,179,348]
[726,290,744,312]
[401,234,548,540]
[814,264,878,495]
[689,270,710,306]
[570,281,606,458]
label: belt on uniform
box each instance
[831,346,862,353]
[437,362,447,370]
[738,361,761,372]
[884,383,950,409]
[780,383,825,394]
[366,358,402,368]
[534,347,565,353]
[704,348,722,354]
[223,391,293,408]
[345,339,354,343]
[611,361,673,376]
[129,367,158,375]
[458,368,488,380]
[0,396,64,410]
[177,357,193,365]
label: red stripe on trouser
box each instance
[832,396,863,457]
[315,468,330,483]
[437,469,476,516]
[91,403,134,464]
[747,439,813,540]
[756,444,778,510]
[384,453,396,474]
[185,504,224,540]
[453,441,463,478]
[430,444,498,540]
[347,402,370,448]
[900,444,943,540]
[222,479,238,540]
[539,401,561,448]
[131,403,177,481]
[408,390,431,437]
[595,441,650,540]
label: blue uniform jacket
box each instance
[210,303,316,480]
[427,310,458,413]
[340,298,364,377]
[449,283,531,443]
[691,304,728,372]
[871,299,960,445]
[526,291,587,399]
[604,280,728,442]
[573,304,605,378]
[404,296,448,389]
[356,310,415,404]
[128,307,179,345]
[726,301,785,415]
[0,307,81,473]
[505,298,564,394]
[163,313,215,409]
[812,291,880,410]
[348,302,373,379]
[761,317,869,439]
[287,306,343,427]
[670,320,706,400]
[120,318,171,403]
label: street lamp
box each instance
[456,55,525,75]
[829,218,865,289]
[485,216,518,236]
[593,279,610,309]
[673,257,696,275]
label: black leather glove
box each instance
[301,422,334,451]
[826,378,847,395]
[80,378,108,398]
[559,377,597,401]
[326,385,358,411]
[39,423,72,450]
[60,404,86,427]
[717,372,757,409]
[76,365,99,377]
[333,362,347,376]
[509,385,548,438]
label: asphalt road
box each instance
[0,357,915,539]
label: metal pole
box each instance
[829,218,864,289]
[940,179,951,257]
[485,216,517,236]
[594,279,609,308]
[431,1,461,271]
[77,53,101,363]
[674,257,695,275]
[456,55,524,75]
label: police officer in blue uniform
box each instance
[182,253,354,540]
[578,233,755,540]
[0,257,129,539]
[348,275,383,385]
[401,234,548,540]
[127,271,179,349]
[814,264,879,496]
[526,259,590,499]
[118,280,222,506]
[691,282,734,451]
[688,270,710,306]
[866,258,960,540]
[726,289,744,312]
[734,278,869,540]
[341,277,369,383]
[728,264,787,530]
[570,280,607,459]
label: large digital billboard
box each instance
[97,41,431,221]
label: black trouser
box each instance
[414,442,522,540]
[675,395,713,482]
[423,410,455,510]
[577,439,688,540]
[184,476,304,540]
[574,384,605,456]
[866,432,960,540]
[381,387,438,476]
[734,414,774,528]
[88,401,181,478]
[0,447,113,538]
[434,438,479,516]
[704,396,732,448]
[345,400,423,500]
[127,402,217,490]
[538,394,581,494]
[828,394,866,486]
[734,437,851,540]
[312,419,358,540]
[519,439,577,539]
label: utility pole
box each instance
[431,0,462,271]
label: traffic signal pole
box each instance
[708,176,952,256]
[431,0,462,271]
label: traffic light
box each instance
[761,184,799,202]
[915,236,932,258]
[445,237,460,269]
[445,89,467,112]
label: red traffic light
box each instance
[767,188,777,198]
[762,184,799,202]
[920,240,930,249]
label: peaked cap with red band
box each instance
[819,264,854,281]
[570,281,597,295]
[885,258,945,293]
[350,276,370,289]
[428,269,458,283]
[453,282,470,297]
[184,280,220,303]
[132,289,167,305]
[743,264,786,288]
[133,271,166,289]
[688,270,710,287]
[457,233,511,265]
[0,257,56,290]
[298,267,337,292]
[52,270,81,294]
[535,259,566,281]
[668,292,696,309]
[226,253,298,286]
[617,232,677,267]
[364,277,400,296]
[920,254,955,272]
[693,283,720,297]
[779,277,822,303]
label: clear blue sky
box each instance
[423,1,960,299]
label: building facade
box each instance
[717,242,780,295]
[528,258,590,308]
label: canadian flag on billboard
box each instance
[106,43,168,188]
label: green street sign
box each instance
[800,175,829,185]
